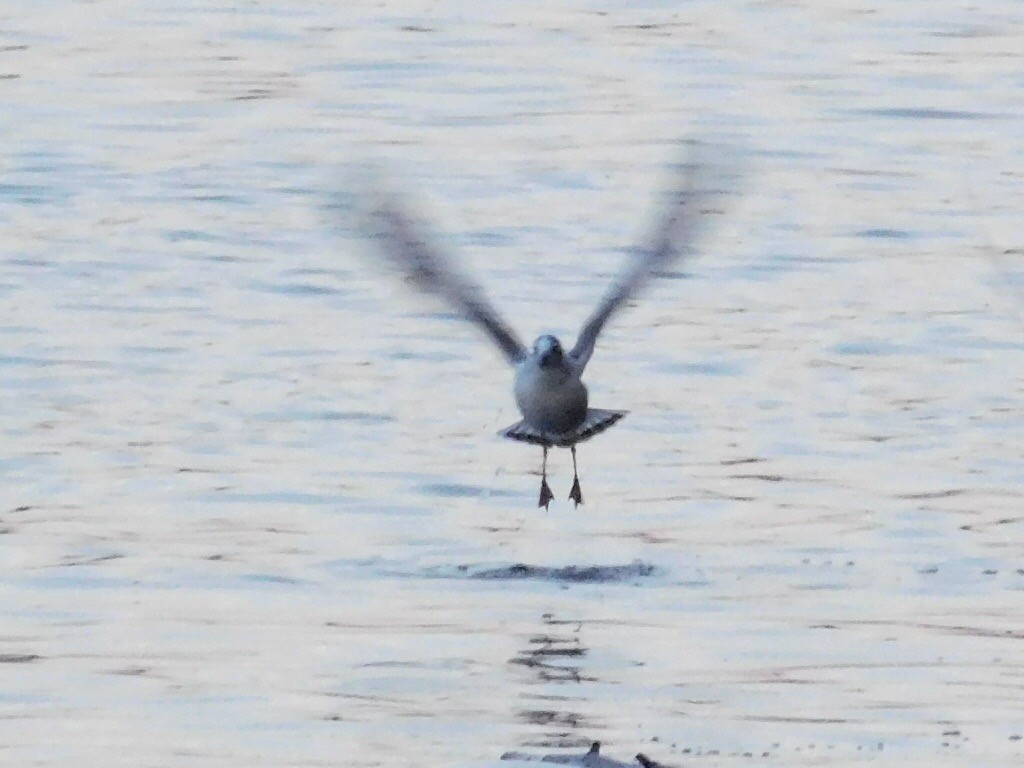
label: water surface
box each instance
[1,1,1023,766]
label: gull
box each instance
[361,149,724,508]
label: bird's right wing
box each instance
[362,192,528,366]
[569,145,734,371]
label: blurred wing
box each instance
[569,146,731,370]
[365,192,527,366]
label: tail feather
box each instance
[500,408,626,447]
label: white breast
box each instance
[513,360,588,432]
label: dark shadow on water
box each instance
[419,483,520,499]
[854,228,914,239]
[845,107,1011,121]
[425,560,661,584]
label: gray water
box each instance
[2,2,1023,766]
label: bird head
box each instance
[533,334,564,368]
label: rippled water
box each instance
[2,2,1023,766]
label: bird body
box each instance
[513,337,588,434]
[506,334,626,453]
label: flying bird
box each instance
[361,148,726,508]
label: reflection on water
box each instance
[2,0,1024,766]
[512,613,595,747]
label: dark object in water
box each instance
[459,559,659,584]
[501,741,670,767]
[634,753,665,768]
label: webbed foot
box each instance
[539,478,555,510]
[568,476,583,507]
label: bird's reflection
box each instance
[510,612,600,748]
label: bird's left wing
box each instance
[364,192,528,366]
[569,146,735,371]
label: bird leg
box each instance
[538,446,554,510]
[569,445,583,507]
